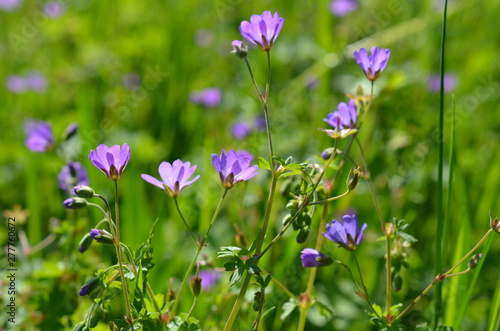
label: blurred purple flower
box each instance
[58,162,89,194]
[141,160,200,198]
[24,120,55,152]
[231,122,252,140]
[26,72,48,93]
[330,0,358,17]
[212,150,258,189]
[427,73,457,93]
[43,1,64,18]
[198,270,220,290]
[88,144,131,181]
[190,88,222,108]
[195,29,214,47]
[306,76,318,90]
[0,0,22,11]
[300,248,333,267]
[324,99,358,130]
[323,213,367,251]
[122,72,142,90]
[255,116,267,131]
[239,10,284,52]
[353,46,391,81]
[6,75,28,93]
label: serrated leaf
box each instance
[315,300,334,319]
[258,157,271,170]
[224,261,237,271]
[280,298,297,321]
[398,231,418,243]
[229,267,245,287]
[246,263,261,275]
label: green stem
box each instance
[113,181,133,323]
[434,1,448,328]
[174,197,198,246]
[169,189,229,321]
[353,252,380,318]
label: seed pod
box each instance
[296,226,310,244]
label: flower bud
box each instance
[468,253,482,269]
[62,123,78,141]
[78,233,93,253]
[190,275,202,297]
[321,147,335,160]
[490,211,500,233]
[89,229,114,245]
[79,277,99,296]
[346,166,362,191]
[231,40,248,58]
[74,185,95,199]
[63,197,88,209]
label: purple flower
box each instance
[88,144,131,181]
[122,72,142,90]
[0,0,22,11]
[239,10,284,52]
[6,75,28,93]
[353,46,391,81]
[323,214,367,251]
[141,160,200,198]
[43,1,64,18]
[26,72,48,93]
[324,99,358,130]
[198,270,221,290]
[58,162,90,194]
[255,116,267,131]
[300,248,333,267]
[427,73,457,93]
[212,150,258,189]
[24,120,55,152]
[330,0,358,17]
[190,88,222,108]
[231,122,252,140]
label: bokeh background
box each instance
[1,0,500,330]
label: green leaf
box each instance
[258,157,271,170]
[315,300,334,319]
[261,306,276,320]
[224,261,237,271]
[280,298,297,321]
[229,267,245,287]
[398,231,418,243]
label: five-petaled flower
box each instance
[88,144,131,181]
[212,150,258,189]
[300,248,333,267]
[324,99,358,130]
[24,120,55,152]
[323,214,367,251]
[239,10,284,52]
[353,46,391,81]
[141,160,200,198]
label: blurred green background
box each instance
[1,0,500,330]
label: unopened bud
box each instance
[78,233,93,253]
[346,166,362,191]
[191,276,202,297]
[490,211,500,233]
[63,197,87,209]
[468,253,482,269]
[62,123,78,141]
[74,185,95,199]
[79,277,99,296]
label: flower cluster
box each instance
[7,73,48,94]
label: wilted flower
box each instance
[43,1,64,18]
[89,229,114,244]
[231,122,252,140]
[330,0,358,17]
[0,0,22,12]
[231,40,248,58]
[239,10,284,52]
[58,162,89,194]
[24,120,55,152]
[323,214,367,251]
[141,160,200,198]
[6,75,28,93]
[190,88,222,108]
[353,46,391,81]
[324,99,358,130]
[300,248,333,267]
[88,144,131,181]
[427,73,457,93]
[26,72,48,93]
[212,150,258,189]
